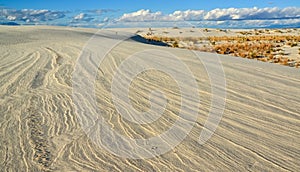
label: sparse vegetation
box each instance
[172,41,179,48]
[287,42,298,47]
[143,34,300,68]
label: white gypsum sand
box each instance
[0,26,299,171]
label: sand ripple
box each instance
[0,26,299,171]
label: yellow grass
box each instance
[143,35,300,68]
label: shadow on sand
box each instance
[130,35,169,47]
[92,31,169,47]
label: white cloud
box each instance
[7,15,16,21]
[74,13,86,20]
[118,7,300,22]
[72,13,94,23]
[118,9,206,22]
[1,7,300,28]
[203,7,300,20]
[0,8,66,23]
[170,10,205,21]
[119,9,164,22]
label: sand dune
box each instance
[0,26,299,171]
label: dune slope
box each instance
[0,26,299,171]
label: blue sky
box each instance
[1,0,299,12]
[1,0,300,28]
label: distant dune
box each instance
[0,26,299,171]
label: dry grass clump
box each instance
[238,31,252,35]
[287,42,298,47]
[142,34,300,68]
[213,42,274,59]
[208,35,300,68]
[208,35,300,43]
[144,36,174,42]
[145,36,207,43]
[172,41,179,48]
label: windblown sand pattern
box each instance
[0,26,299,171]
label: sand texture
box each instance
[0,26,300,171]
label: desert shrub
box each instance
[292,43,298,47]
[172,41,179,48]
[268,54,274,60]
[281,58,289,65]
[142,34,300,68]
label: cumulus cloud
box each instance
[74,13,85,20]
[0,8,66,23]
[119,9,164,22]
[7,15,16,21]
[72,13,94,22]
[1,7,300,28]
[0,8,116,25]
[118,9,206,22]
[118,7,300,22]
[203,7,300,20]
[170,10,205,21]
